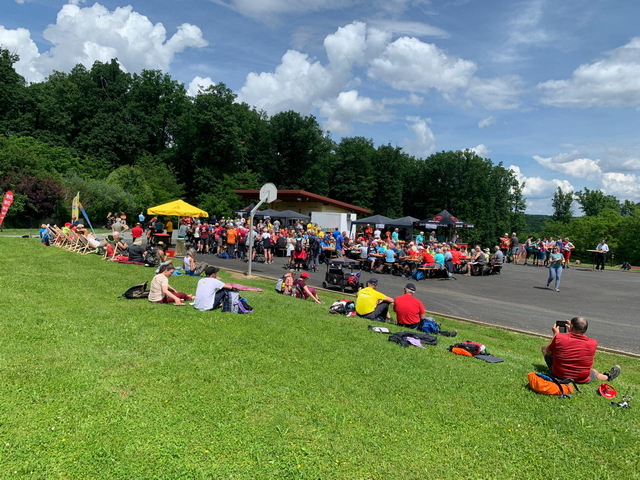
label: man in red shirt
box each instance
[131,222,144,240]
[393,283,427,329]
[541,317,620,384]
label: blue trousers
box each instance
[547,266,562,289]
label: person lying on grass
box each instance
[293,272,322,304]
[148,264,194,306]
[355,278,394,322]
[541,317,620,384]
[193,266,234,311]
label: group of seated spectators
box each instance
[347,237,504,278]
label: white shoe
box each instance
[555,288,560,292]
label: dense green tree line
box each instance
[0,49,526,245]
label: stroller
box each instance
[253,240,265,263]
[322,258,363,292]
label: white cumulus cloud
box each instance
[368,37,477,95]
[187,76,215,96]
[469,144,491,157]
[601,172,640,201]
[538,37,640,107]
[509,165,575,214]
[1,3,207,83]
[533,151,602,180]
[319,90,389,134]
[402,116,435,158]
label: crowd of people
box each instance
[42,214,624,397]
[499,233,575,268]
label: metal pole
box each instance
[247,200,264,277]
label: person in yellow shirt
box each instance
[165,219,173,244]
[355,278,394,321]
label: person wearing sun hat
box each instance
[293,272,322,304]
[355,278,393,322]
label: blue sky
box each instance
[3,0,640,213]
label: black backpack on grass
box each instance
[121,282,150,299]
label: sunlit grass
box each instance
[0,238,638,479]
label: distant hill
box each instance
[524,214,550,234]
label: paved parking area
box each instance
[194,252,640,355]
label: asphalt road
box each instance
[192,252,640,356]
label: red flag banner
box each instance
[0,190,14,227]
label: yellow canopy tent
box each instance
[147,200,208,217]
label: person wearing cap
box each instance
[193,266,234,311]
[355,278,393,321]
[293,272,322,304]
[148,264,193,305]
[393,283,427,329]
[541,317,620,384]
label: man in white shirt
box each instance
[193,266,234,311]
[595,239,609,271]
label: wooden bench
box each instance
[416,266,441,280]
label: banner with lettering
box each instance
[0,190,15,226]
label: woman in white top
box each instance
[563,238,574,268]
[148,264,193,305]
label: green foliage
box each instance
[106,166,155,209]
[551,186,574,223]
[197,169,262,217]
[524,214,551,235]
[575,187,621,217]
[267,111,334,194]
[62,173,137,224]
[329,137,376,209]
[1,238,639,478]
[0,135,82,179]
[0,48,26,135]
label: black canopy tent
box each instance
[387,216,420,227]
[387,215,421,241]
[351,214,395,225]
[419,210,474,229]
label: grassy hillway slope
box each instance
[0,237,638,479]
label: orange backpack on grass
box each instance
[527,372,580,399]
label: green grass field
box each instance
[1,237,638,479]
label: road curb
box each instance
[223,266,640,360]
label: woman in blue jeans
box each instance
[545,246,565,292]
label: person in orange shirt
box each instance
[226,225,237,258]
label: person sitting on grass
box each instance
[393,283,427,329]
[127,238,146,263]
[183,249,197,276]
[193,266,234,311]
[355,278,394,322]
[148,264,193,305]
[293,272,322,304]
[541,317,620,384]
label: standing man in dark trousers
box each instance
[595,239,609,271]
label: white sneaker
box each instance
[555,288,560,292]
